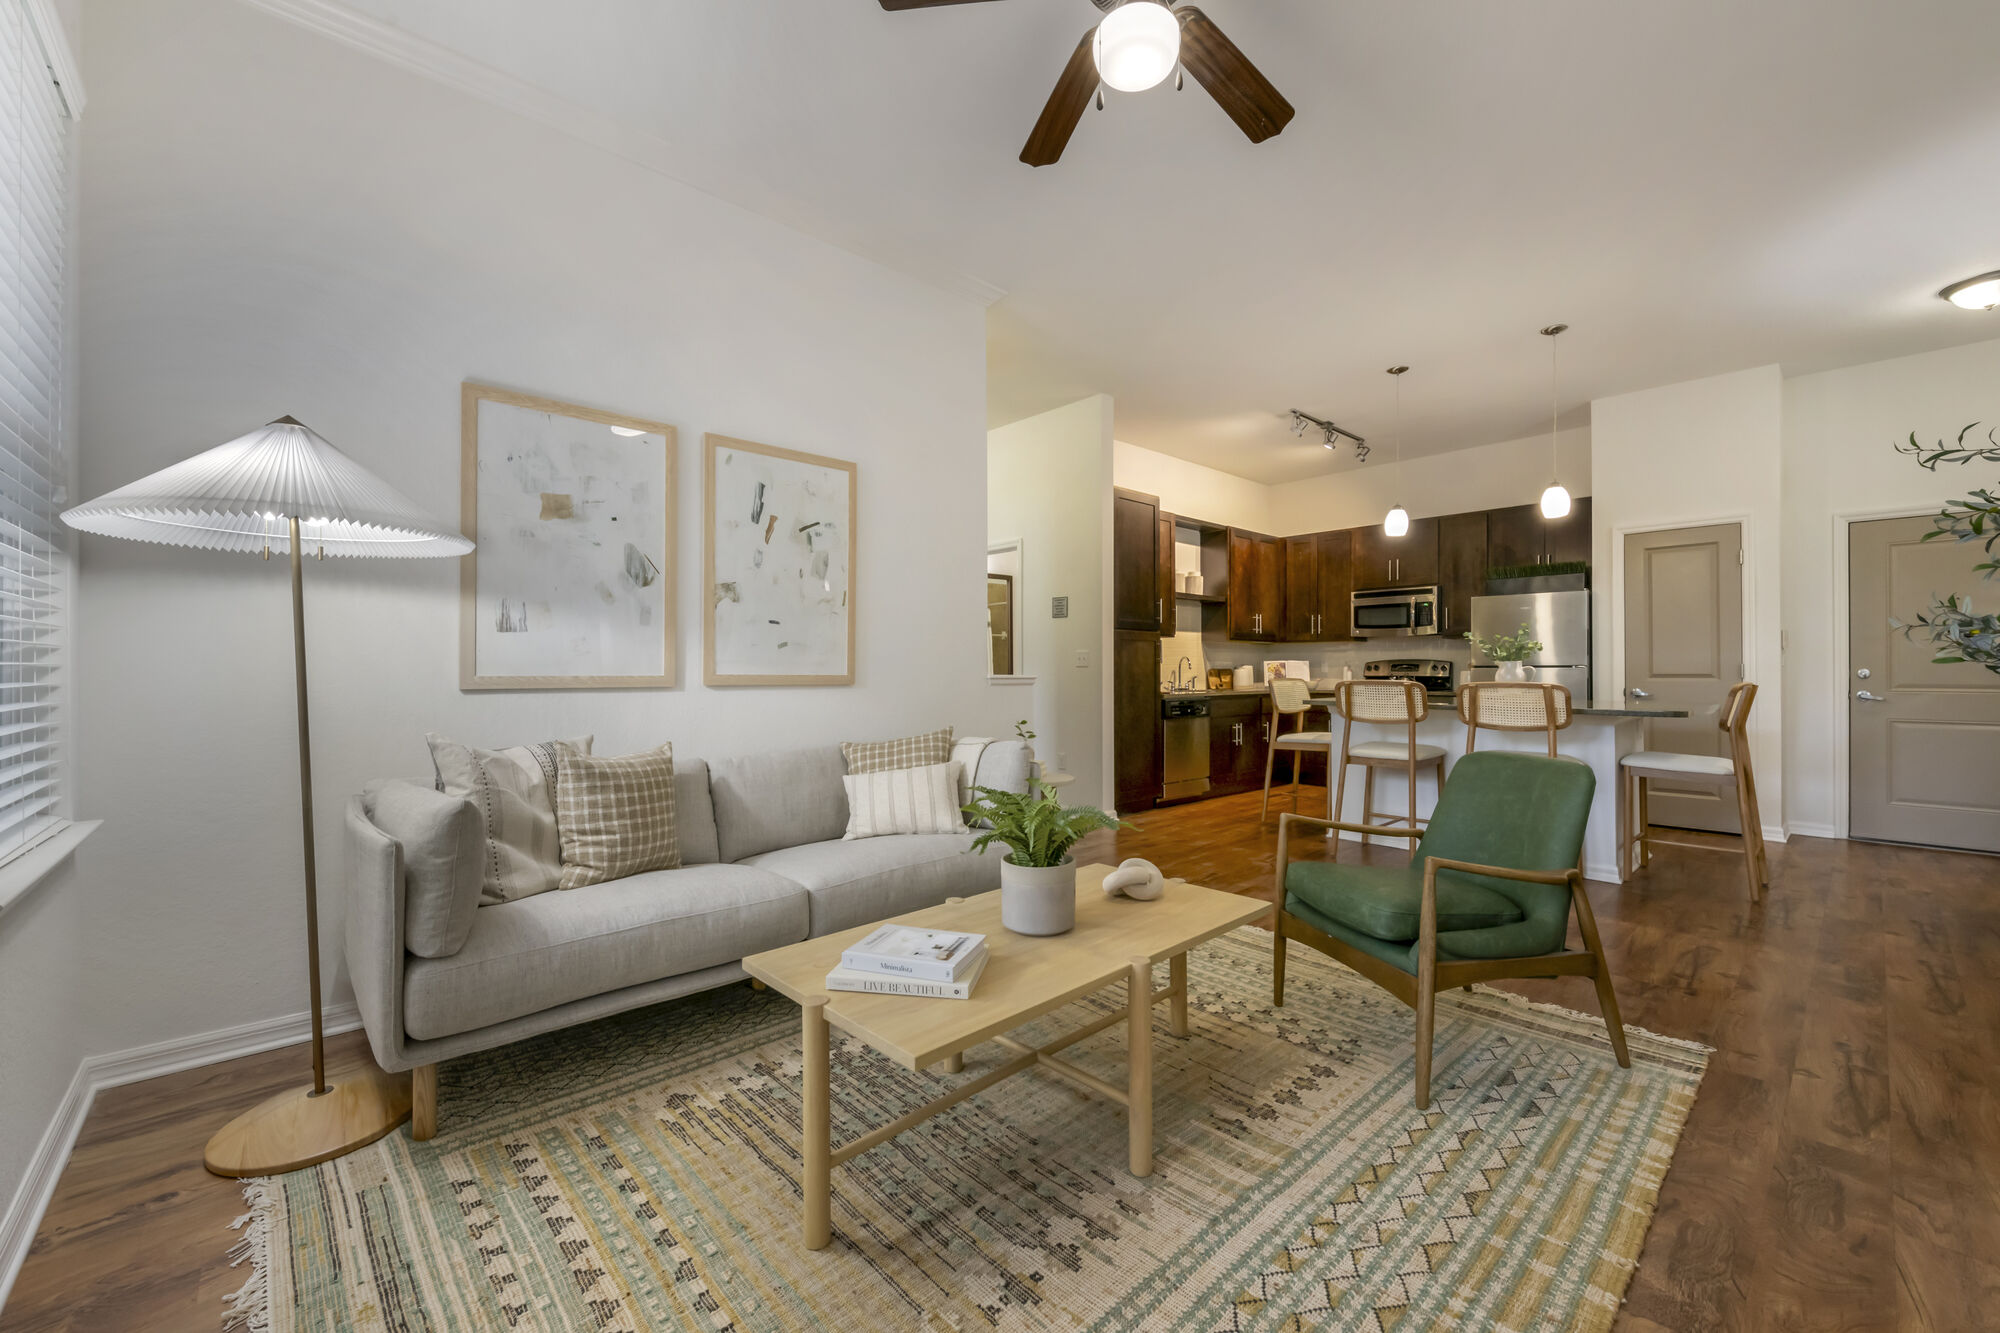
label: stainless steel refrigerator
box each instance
[1466,590,1592,700]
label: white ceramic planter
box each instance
[1496,660,1531,682]
[1000,855,1077,936]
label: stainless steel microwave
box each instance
[1352,586,1439,638]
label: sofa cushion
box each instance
[841,726,953,775]
[739,834,1002,936]
[1284,861,1524,942]
[427,732,593,904]
[709,744,848,862]
[403,863,807,1041]
[842,761,966,839]
[363,779,483,959]
[555,742,680,889]
[674,758,719,866]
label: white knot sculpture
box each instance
[1102,857,1167,901]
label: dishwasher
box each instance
[1161,698,1212,801]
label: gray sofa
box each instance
[345,738,1031,1137]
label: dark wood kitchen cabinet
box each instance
[1283,529,1352,641]
[1227,528,1283,641]
[1350,516,1438,590]
[1158,512,1177,637]
[1486,497,1592,571]
[1437,510,1488,638]
[1207,693,1269,795]
[1112,630,1161,812]
[1112,488,1165,632]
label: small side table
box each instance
[1036,770,1076,790]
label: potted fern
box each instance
[961,782,1127,935]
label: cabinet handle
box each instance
[1261,720,1269,741]
[1157,598,1162,624]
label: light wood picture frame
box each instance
[460,383,678,690]
[703,433,856,686]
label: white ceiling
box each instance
[322,0,2000,482]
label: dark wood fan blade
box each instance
[879,0,1006,9]
[1020,29,1099,167]
[1175,6,1294,144]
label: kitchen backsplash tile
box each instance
[1200,635,1472,684]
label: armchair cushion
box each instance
[1285,861,1523,942]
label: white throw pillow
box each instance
[842,760,966,839]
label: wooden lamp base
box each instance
[203,1068,413,1178]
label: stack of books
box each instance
[825,925,988,999]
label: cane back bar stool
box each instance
[1619,681,1768,901]
[1330,679,1447,845]
[1457,681,1576,758]
[1261,677,1337,820]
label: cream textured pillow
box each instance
[427,733,593,904]
[842,761,966,839]
[554,742,680,889]
[842,726,953,775]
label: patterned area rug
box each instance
[228,928,1706,1331]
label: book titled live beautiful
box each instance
[825,950,988,1000]
[840,925,987,982]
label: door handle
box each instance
[1628,688,1652,699]
[1854,690,1886,702]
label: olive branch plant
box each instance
[1891,423,2000,672]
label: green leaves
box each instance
[1893,426,2000,677]
[1470,621,1545,662]
[960,781,1129,868]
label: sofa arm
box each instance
[970,739,1034,796]
[343,795,412,1073]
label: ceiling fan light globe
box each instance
[1383,505,1410,538]
[1094,1,1181,93]
[1540,484,1572,520]
[1940,273,2000,310]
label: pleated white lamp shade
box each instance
[60,417,472,559]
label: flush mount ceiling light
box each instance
[1538,325,1572,520]
[1383,366,1410,537]
[1940,271,2000,311]
[1094,0,1181,91]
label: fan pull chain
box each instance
[1096,86,1105,111]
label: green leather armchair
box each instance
[1272,750,1630,1108]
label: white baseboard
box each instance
[0,1001,361,1313]
[1784,822,1837,840]
[1762,824,1790,844]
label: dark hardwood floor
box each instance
[5,783,1994,1331]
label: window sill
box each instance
[988,675,1038,685]
[0,820,101,917]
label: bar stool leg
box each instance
[1637,777,1652,867]
[1332,753,1350,831]
[1362,766,1376,846]
[1259,733,1279,821]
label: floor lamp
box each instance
[62,417,472,1177]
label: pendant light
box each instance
[1539,324,1572,520]
[1382,365,1411,537]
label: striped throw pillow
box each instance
[554,742,680,889]
[841,726,953,775]
[842,761,966,839]
[427,732,594,904]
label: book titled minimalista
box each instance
[825,950,989,1000]
[840,925,987,982]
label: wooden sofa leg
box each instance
[412,1063,438,1142]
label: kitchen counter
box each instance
[1162,686,1687,719]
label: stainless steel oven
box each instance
[1351,586,1439,638]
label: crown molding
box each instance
[230,0,1006,308]
[22,0,84,117]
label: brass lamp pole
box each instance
[62,417,472,1176]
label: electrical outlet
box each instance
[1074,650,1090,668]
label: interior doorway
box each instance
[1621,522,1745,833]
[1847,515,2000,852]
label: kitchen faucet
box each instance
[1173,655,1195,691]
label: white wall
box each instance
[0,0,1002,1217]
[1781,335,2000,836]
[1265,429,1592,538]
[1112,440,1276,531]
[1590,366,1785,836]
[988,396,1113,804]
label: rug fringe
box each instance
[1460,984,1717,1056]
[222,1177,278,1333]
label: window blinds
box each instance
[0,0,69,859]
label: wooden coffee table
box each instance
[742,863,1266,1249]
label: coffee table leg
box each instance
[802,996,831,1250]
[1128,956,1153,1177]
[1169,952,1189,1038]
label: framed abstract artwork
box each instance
[459,383,677,690]
[703,433,856,686]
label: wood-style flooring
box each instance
[4,783,1995,1331]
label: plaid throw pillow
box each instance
[553,742,679,890]
[841,726,953,775]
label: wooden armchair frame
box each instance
[1270,811,1629,1108]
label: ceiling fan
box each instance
[879,0,1295,167]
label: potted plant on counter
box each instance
[961,781,1127,936]
[1472,622,1544,682]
